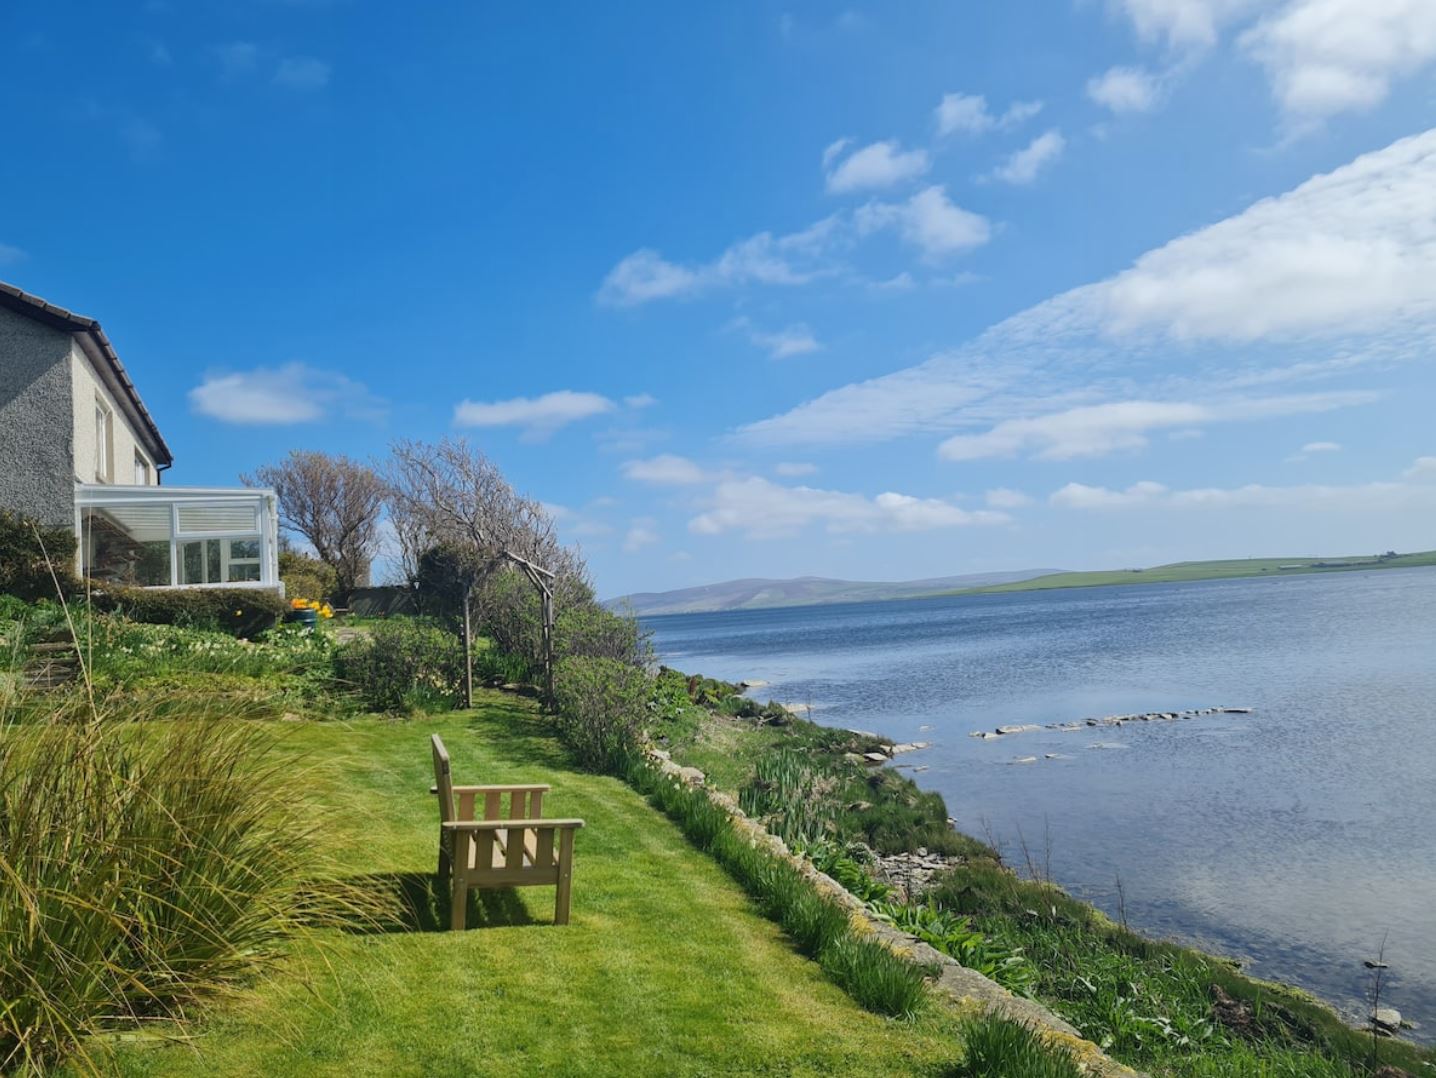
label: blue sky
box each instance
[4,1,1436,598]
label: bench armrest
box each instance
[430,784,552,795]
[441,818,584,831]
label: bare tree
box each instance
[386,438,567,707]
[243,451,386,604]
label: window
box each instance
[94,400,113,482]
[178,537,264,584]
[134,452,151,486]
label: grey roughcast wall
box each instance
[0,304,76,526]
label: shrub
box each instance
[279,549,337,604]
[334,619,464,713]
[739,750,841,847]
[552,656,651,772]
[0,712,367,1073]
[93,586,286,639]
[555,600,652,666]
[0,511,78,602]
[952,1013,1083,1078]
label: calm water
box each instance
[645,567,1436,1036]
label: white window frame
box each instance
[94,399,113,483]
[134,451,151,486]
[75,486,280,591]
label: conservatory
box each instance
[75,484,281,591]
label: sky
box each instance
[3,1,1436,598]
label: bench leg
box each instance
[554,829,576,925]
[449,833,468,931]
[437,835,451,883]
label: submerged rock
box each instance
[1372,1007,1402,1032]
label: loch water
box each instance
[644,566,1436,1037]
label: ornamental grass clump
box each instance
[0,691,373,1073]
[953,1013,1084,1078]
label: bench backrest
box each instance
[431,734,455,825]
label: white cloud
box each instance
[985,487,1035,508]
[988,129,1066,184]
[624,393,658,409]
[934,93,1043,136]
[1302,440,1342,453]
[825,139,930,193]
[822,137,853,169]
[0,242,26,265]
[857,185,992,259]
[189,363,384,425]
[688,476,1009,539]
[274,56,330,90]
[939,394,1369,461]
[1404,455,1436,479]
[735,318,827,360]
[736,130,1436,450]
[1051,480,1169,508]
[870,271,917,292]
[775,461,818,477]
[1241,0,1436,122]
[1107,0,1261,49]
[1087,66,1163,113]
[453,390,615,437]
[1053,472,1436,512]
[623,519,660,553]
[621,454,710,485]
[597,216,840,306]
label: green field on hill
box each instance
[954,550,1436,597]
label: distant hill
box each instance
[606,570,1063,616]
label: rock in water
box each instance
[1372,1007,1402,1032]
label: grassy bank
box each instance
[101,701,970,1077]
[951,550,1436,597]
[650,680,1436,1078]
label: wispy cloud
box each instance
[689,476,1009,539]
[621,454,711,485]
[733,317,822,359]
[454,390,615,438]
[934,92,1042,136]
[738,130,1436,450]
[274,56,331,90]
[985,487,1034,508]
[1087,66,1162,113]
[988,129,1066,184]
[189,363,385,424]
[216,41,259,77]
[938,393,1372,461]
[0,242,26,265]
[856,186,992,259]
[824,139,930,193]
[597,216,842,306]
[774,461,818,478]
[623,518,660,552]
[1286,439,1342,461]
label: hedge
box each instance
[0,511,79,602]
[93,587,287,639]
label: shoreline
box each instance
[648,664,1434,1071]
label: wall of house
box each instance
[71,342,158,487]
[0,304,76,525]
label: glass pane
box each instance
[177,503,259,534]
[229,539,261,560]
[207,539,221,583]
[227,562,261,583]
[83,508,171,587]
[181,540,205,585]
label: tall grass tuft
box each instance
[0,680,372,1072]
[953,1013,1084,1077]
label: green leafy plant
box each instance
[796,838,893,904]
[551,656,651,772]
[868,900,1036,997]
[334,618,464,713]
[92,586,286,639]
[952,1013,1084,1078]
[0,511,78,602]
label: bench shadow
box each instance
[331,871,538,934]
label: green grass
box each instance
[102,694,965,1077]
[951,550,1436,597]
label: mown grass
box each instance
[101,697,971,1077]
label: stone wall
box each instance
[0,305,75,526]
[646,747,1145,1078]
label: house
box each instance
[0,280,280,591]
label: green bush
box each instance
[952,1013,1084,1078]
[0,511,78,602]
[0,711,369,1073]
[552,656,651,772]
[818,934,928,1020]
[279,549,337,603]
[334,619,464,713]
[93,586,286,639]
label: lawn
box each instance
[103,693,964,1077]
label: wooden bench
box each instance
[430,734,584,929]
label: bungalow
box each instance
[0,280,280,591]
